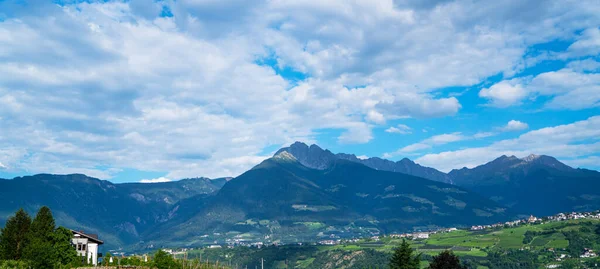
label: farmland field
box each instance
[180,219,600,269]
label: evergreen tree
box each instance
[389,239,420,269]
[23,206,57,268]
[428,250,466,269]
[153,249,177,269]
[52,227,77,266]
[0,209,32,260]
[27,206,55,240]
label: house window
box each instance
[82,244,86,251]
[77,244,82,251]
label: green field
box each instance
[307,219,600,267]
[181,219,600,269]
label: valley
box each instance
[1,142,600,258]
[177,216,600,269]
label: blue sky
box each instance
[0,0,599,183]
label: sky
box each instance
[0,0,599,183]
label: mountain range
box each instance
[276,142,452,183]
[146,151,508,246]
[279,143,600,215]
[0,174,228,248]
[1,142,599,250]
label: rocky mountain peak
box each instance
[273,151,298,162]
[274,141,336,170]
[521,154,540,162]
[275,142,452,183]
[519,154,573,171]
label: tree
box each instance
[27,206,55,240]
[0,209,32,260]
[103,252,112,266]
[23,206,57,268]
[428,250,466,269]
[561,259,582,269]
[389,239,421,269]
[52,227,77,266]
[153,249,177,269]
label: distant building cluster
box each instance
[581,248,597,259]
[122,210,600,259]
[471,211,600,231]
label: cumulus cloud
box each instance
[0,0,599,180]
[0,162,6,169]
[566,27,600,57]
[139,177,172,183]
[567,59,600,72]
[385,124,412,134]
[501,120,529,131]
[416,116,600,172]
[480,63,600,110]
[479,79,528,107]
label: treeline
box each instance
[389,239,467,269]
[0,207,79,268]
[0,207,231,269]
[144,250,232,269]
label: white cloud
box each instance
[473,132,496,139]
[385,124,412,134]
[0,0,599,180]
[562,156,600,168]
[384,132,466,157]
[416,116,600,172]
[501,120,529,131]
[139,177,172,183]
[356,155,369,160]
[424,132,466,144]
[567,59,600,72]
[0,162,6,169]
[366,110,386,124]
[397,143,432,153]
[566,27,600,57]
[480,64,600,110]
[479,79,528,107]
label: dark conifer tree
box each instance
[52,227,78,266]
[27,206,55,240]
[389,239,421,269]
[0,209,32,260]
[428,250,466,269]
[23,206,57,268]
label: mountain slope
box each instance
[448,155,600,215]
[276,142,451,183]
[277,142,600,216]
[0,174,225,249]
[153,152,510,245]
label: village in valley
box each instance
[155,210,600,250]
[132,210,600,269]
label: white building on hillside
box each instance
[71,230,104,266]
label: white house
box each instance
[71,230,104,266]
